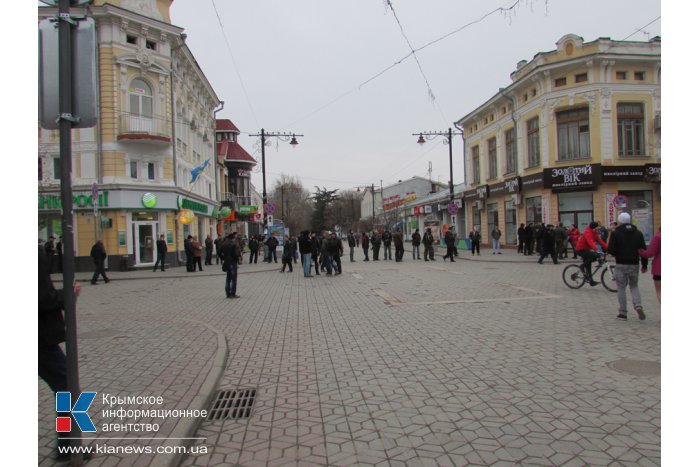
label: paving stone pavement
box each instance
[40,247,660,466]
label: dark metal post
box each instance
[448,127,454,201]
[371,183,375,225]
[260,128,267,209]
[58,0,84,460]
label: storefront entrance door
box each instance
[133,222,157,265]
[559,211,592,231]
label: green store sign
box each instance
[238,205,258,214]
[177,195,208,214]
[39,192,110,210]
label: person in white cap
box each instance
[607,212,649,321]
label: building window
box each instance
[531,88,537,97]
[471,146,480,184]
[526,117,540,167]
[126,34,138,45]
[147,162,156,180]
[39,158,43,181]
[488,138,497,180]
[53,157,61,180]
[617,103,645,157]
[575,73,588,83]
[554,77,567,87]
[505,128,516,174]
[526,196,542,224]
[616,71,627,80]
[634,71,645,81]
[145,39,157,50]
[556,107,590,161]
[129,78,153,118]
[130,160,138,179]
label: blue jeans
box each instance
[225,264,238,296]
[303,253,312,276]
[412,245,420,259]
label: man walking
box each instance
[299,231,313,277]
[184,235,194,272]
[422,228,435,261]
[469,227,481,256]
[443,226,456,262]
[90,239,110,284]
[491,225,502,254]
[204,234,214,265]
[607,213,648,321]
[347,230,356,262]
[221,232,241,298]
[411,229,421,260]
[537,224,559,265]
[280,235,294,272]
[154,234,167,271]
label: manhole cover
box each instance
[208,388,257,420]
[607,359,660,377]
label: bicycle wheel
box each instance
[562,264,586,289]
[601,264,617,292]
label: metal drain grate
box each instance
[207,388,257,420]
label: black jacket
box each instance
[607,224,648,267]
[90,242,107,263]
[299,234,312,254]
[220,238,241,268]
[157,239,167,255]
[412,232,421,246]
[38,248,65,346]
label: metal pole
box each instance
[260,128,267,213]
[448,127,454,201]
[371,183,375,225]
[58,0,84,461]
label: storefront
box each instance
[38,189,219,271]
[544,163,601,230]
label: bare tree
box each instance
[269,174,313,235]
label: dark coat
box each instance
[422,231,434,245]
[282,240,293,260]
[156,239,168,255]
[608,223,648,266]
[299,234,312,254]
[412,232,421,246]
[38,248,65,346]
[220,238,241,268]
[90,241,107,264]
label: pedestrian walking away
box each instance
[443,226,456,262]
[491,225,502,254]
[361,231,370,261]
[184,235,194,272]
[280,235,294,272]
[90,239,110,284]
[347,230,357,262]
[153,233,167,271]
[607,212,648,321]
[638,227,661,303]
[220,233,241,298]
[191,236,204,271]
[537,224,559,265]
[204,234,214,265]
[411,229,422,260]
[469,227,481,256]
[248,235,259,264]
[422,228,435,261]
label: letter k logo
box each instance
[56,392,97,432]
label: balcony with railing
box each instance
[219,192,255,210]
[117,112,171,145]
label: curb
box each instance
[150,320,229,467]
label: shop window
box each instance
[472,205,481,233]
[487,203,498,242]
[487,138,497,180]
[618,190,654,242]
[505,128,516,174]
[617,103,645,157]
[527,117,540,167]
[471,146,480,184]
[556,107,590,161]
[525,196,542,224]
[505,200,517,245]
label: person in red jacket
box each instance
[575,221,608,286]
[567,225,581,259]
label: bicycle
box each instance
[562,253,617,292]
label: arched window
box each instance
[129,78,153,118]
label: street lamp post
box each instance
[413,128,462,201]
[250,129,303,228]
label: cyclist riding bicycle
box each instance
[575,221,608,286]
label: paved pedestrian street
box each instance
[39,251,661,466]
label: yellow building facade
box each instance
[39,0,222,271]
[455,34,661,247]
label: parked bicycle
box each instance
[562,253,617,292]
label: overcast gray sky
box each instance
[169,0,661,194]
